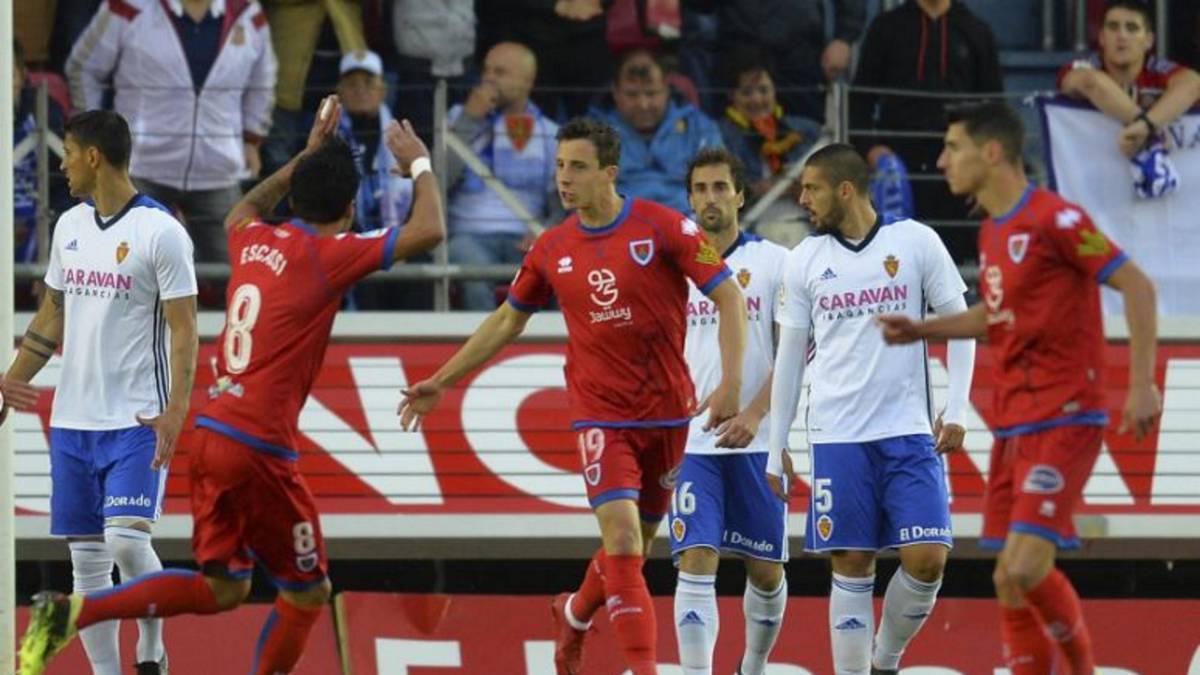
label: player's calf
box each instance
[741,559,786,675]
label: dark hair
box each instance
[686,147,747,195]
[64,110,132,169]
[718,45,776,91]
[290,139,359,223]
[614,48,668,84]
[1103,0,1154,28]
[556,117,621,168]
[803,143,871,194]
[945,101,1025,164]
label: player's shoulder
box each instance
[737,232,789,263]
[785,232,825,270]
[56,201,93,229]
[1029,189,1092,229]
[1144,54,1186,77]
[630,197,690,228]
[128,194,190,236]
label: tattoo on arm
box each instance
[241,165,295,219]
[21,330,57,360]
[48,289,64,311]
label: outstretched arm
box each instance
[0,289,64,425]
[879,303,988,343]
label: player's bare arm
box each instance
[715,372,772,449]
[399,302,534,430]
[1105,260,1162,440]
[699,277,746,432]
[0,289,65,426]
[878,303,988,344]
[137,296,198,469]
[385,118,446,263]
[224,95,344,231]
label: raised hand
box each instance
[304,94,343,155]
[386,119,432,176]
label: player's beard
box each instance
[812,200,845,234]
[700,207,733,237]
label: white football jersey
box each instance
[44,194,197,430]
[685,232,788,454]
[777,218,966,444]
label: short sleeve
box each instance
[44,222,65,291]
[776,246,813,329]
[154,221,198,300]
[1057,56,1096,90]
[507,239,552,312]
[918,225,968,308]
[314,226,401,292]
[1044,205,1128,284]
[662,215,731,295]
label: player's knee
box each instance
[1002,556,1050,592]
[207,576,252,610]
[602,523,644,556]
[678,547,719,575]
[830,550,876,577]
[902,552,947,583]
[281,578,333,608]
[103,524,155,568]
[746,561,785,591]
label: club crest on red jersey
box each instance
[629,238,655,266]
[505,114,534,152]
[1008,233,1030,263]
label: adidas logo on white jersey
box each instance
[65,239,79,251]
[819,267,837,281]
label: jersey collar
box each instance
[832,212,884,253]
[92,193,144,232]
[575,195,633,236]
[721,230,762,259]
[992,184,1035,226]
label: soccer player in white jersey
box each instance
[767,144,976,675]
[671,149,789,675]
[2,110,198,675]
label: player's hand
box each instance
[398,378,445,431]
[933,413,966,454]
[877,314,922,344]
[386,119,432,177]
[1119,381,1162,441]
[463,83,500,119]
[0,377,39,427]
[715,407,764,449]
[1119,120,1151,158]
[243,142,262,179]
[137,409,187,470]
[304,94,342,156]
[821,39,852,81]
[765,449,795,501]
[696,380,740,432]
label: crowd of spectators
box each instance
[12,0,1200,310]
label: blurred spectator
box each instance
[1060,0,1200,159]
[851,0,1001,260]
[589,48,723,213]
[446,42,561,310]
[388,0,475,140]
[716,47,821,247]
[334,50,434,309]
[48,0,102,74]
[66,0,277,263]
[261,0,367,174]
[477,0,612,120]
[14,39,70,263]
[718,0,866,123]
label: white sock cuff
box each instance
[898,568,941,594]
[678,572,717,591]
[563,593,593,631]
[104,526,152,543]
[832,573,875,595]
[747,577,786,599]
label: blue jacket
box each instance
[590,100,723,213]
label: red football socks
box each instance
[1026,568,1095,674]
[1001,606,1055,674]
[77,569,221,629]
[251,595,324,675]
[569,547,608,623]
[604,554,657,673]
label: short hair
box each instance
[718,45,776,91]
[64,110,132,169]
[686,147,747,196]
[556,117,621,168]
[290,139,359,224]
[1103,0,1154,28]
[614,48,668,84]
[803,143,871,194]
[945,101,1025,164]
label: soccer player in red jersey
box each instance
[1058,0,1200,158]
[399,118,748,675]
[879,101,1161,675]
[18,95,446,675]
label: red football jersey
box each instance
[1058,53,1186,107]
[196,219,399,458]
[508,197,731,428]
[978,187,1127,435]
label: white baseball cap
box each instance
[340,50,384,78]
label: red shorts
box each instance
[981,424,1103,550]
[189,428,327,589]
[576,425,687,521]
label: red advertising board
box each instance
[335,592,1200,674]
[14,603,340,674]
[11,343,1200,532]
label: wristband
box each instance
[1136,111,1156,137]
[409,156,432,181]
